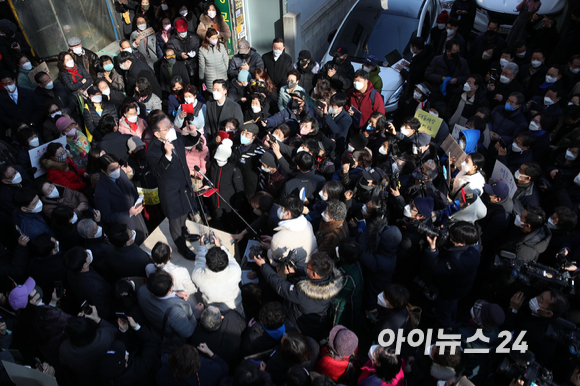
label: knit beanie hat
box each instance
[329,325,358,357]
[56,117,75,132]
[238,69,251,83]
[214,138,233,161]
[414,197,434,218]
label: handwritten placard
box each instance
[451,124,468,141]
[136,27,155,40]
[441,134,467,166]
[27,61,49,84]
[490,160,517,198]
[415,109,443,138]
[29,136,67,178]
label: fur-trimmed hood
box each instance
[297,268,344,300]
[430,363,457,380]
[40,158,67,171]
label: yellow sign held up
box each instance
[414,109,443,138]
[137,187,160,206]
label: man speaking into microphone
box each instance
[147,113,199,260]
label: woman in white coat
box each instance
[198,28,229,93]
[145,242,197,295]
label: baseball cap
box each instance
[127,136,145,153]
[175,18,188,33]
[238,39,250,54]
[333,46,349,56]
[298,50,312,60]
[362,167,386,183]
[8,277,35,310]
[414,132,432,147]
[484,181,509,200]
[364,55,379,67]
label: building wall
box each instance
[297,0,357,62]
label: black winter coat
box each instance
[125,59,162,98]
[206,98,244,143]
[146,134,197,221]
[67,268,113,319]
[232,140,265,199]
[83,101,118,141]
[35,82,79,119]
[102,244,152,282]
[159,60,191,93]
[262,50,293,88]
[99,131,134,163]
[318,58,355,93]
[0,87,43,130]
[227,49,265,80]
[167,33,201,76]
[207,159,244,213]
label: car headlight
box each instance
[386,84,404,105]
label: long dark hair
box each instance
[201,28,221,51]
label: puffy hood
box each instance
[297,268,344,300]
[477,0,564,15]
[276,215,308,232]
[449,196,488,223]
[40,158,67,171]
[461,129,481,155]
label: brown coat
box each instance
[40,184,89,218]
[316,220,349,259]
[197,14,231,43]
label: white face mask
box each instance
[413,91,422,100]
[10,172,22,184]
[400,127,411,136]
[95,226,103,238]
[461,161,471,173]
[91,95,102,103]
[86,249,93,266]
[21,62,32,71]
[379,146,388,155]
[463,82,472,92]
[5,84,16,93]
[437,23,445,30]
[516,51,526,58]
[127,115,138,123]
[368,345,379,360]
[180,10,188,16]
[547,217,558,229]
[512,142,523,153]
[446,28,455,36]
[543,96,555,106]
[529,121,540,131]
[566,150,577,161]
[575,173,580,186]
[500,58,509,68]
[546,75,557,84]
[208,10,217,18]
[72,47,83,55]
[459,139,466,150]
[403,205,413,218]
[261,165,272,173]
[347,144,354,152]
[65,60,75,68]
[514,214,525,228]
[216,159,227,167]
[500,75,510,84]
[361,204,368,217]
[277,206,285,220]
[178,32,187,39]
[137,24,147,31]
[165,128,177,142]
[319,190,328,201]
[52,241,60,255]
[30,200,43,213]
[70,212,78,224]
[161,3,168,10]
[29,138,40,148]
[528,297,546,315]
[47,186,59,198]
[335,246,340,258]
[184,97,195,104]
[45,81,54,90]
[353,81,364,91]
[109,168,121,179]
[377,292,388,308]
[129,229,136,245]
[482,52,492,60]
[570,67,580,74]
[429,111,439,117]
[212,90,223,101]
[251,105,261,113]
[122,48,132,54]
[273,49,283,57]
[50,111,62,119]
[362,66,371,73]
[321,212,330,222]
[101,88,111,96]
[531,60,542,68]
[209,39,218,46]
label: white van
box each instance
[321,0,441,113]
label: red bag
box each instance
[182,103,194,114]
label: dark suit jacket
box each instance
[66,268,113,318]
[103,243,152,281]
[159,60,191,92]
[93,169,148,237]
[146,135,197,220]
[34,82,79,118]
[0,87,43,129]
[435,31,468,58]
[205,98,244,143]
[125,59,162,98]
[99,131,133,163]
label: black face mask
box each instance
[450,52,460,60]
[135,149,146,159]
[239,53,248,59]
[486,30,496,38]
[334,56,345,64]
[300,59,309,67]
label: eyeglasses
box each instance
[166,55,176,59]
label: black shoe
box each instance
[179,248,196,261]
[184,233,201,242]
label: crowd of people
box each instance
[0,0,580,385]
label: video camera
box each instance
[546,318,580,366]
[493,251,576,295]
[416,223,450,248]
[497,351,559,386]
[274,249,298,272]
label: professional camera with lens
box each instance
[546,318,580,362]
[417,223,449,248]
[496,351,559,386]
[493,251,576,294]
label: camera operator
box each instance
[480,181,513,255]
[423,221,481,329]
[506,289,570,367]
[498,205,551,262]
[540,206,578,265]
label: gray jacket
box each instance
[137,285,201,349]
[130,30,159,69]
[199,43,229,92]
